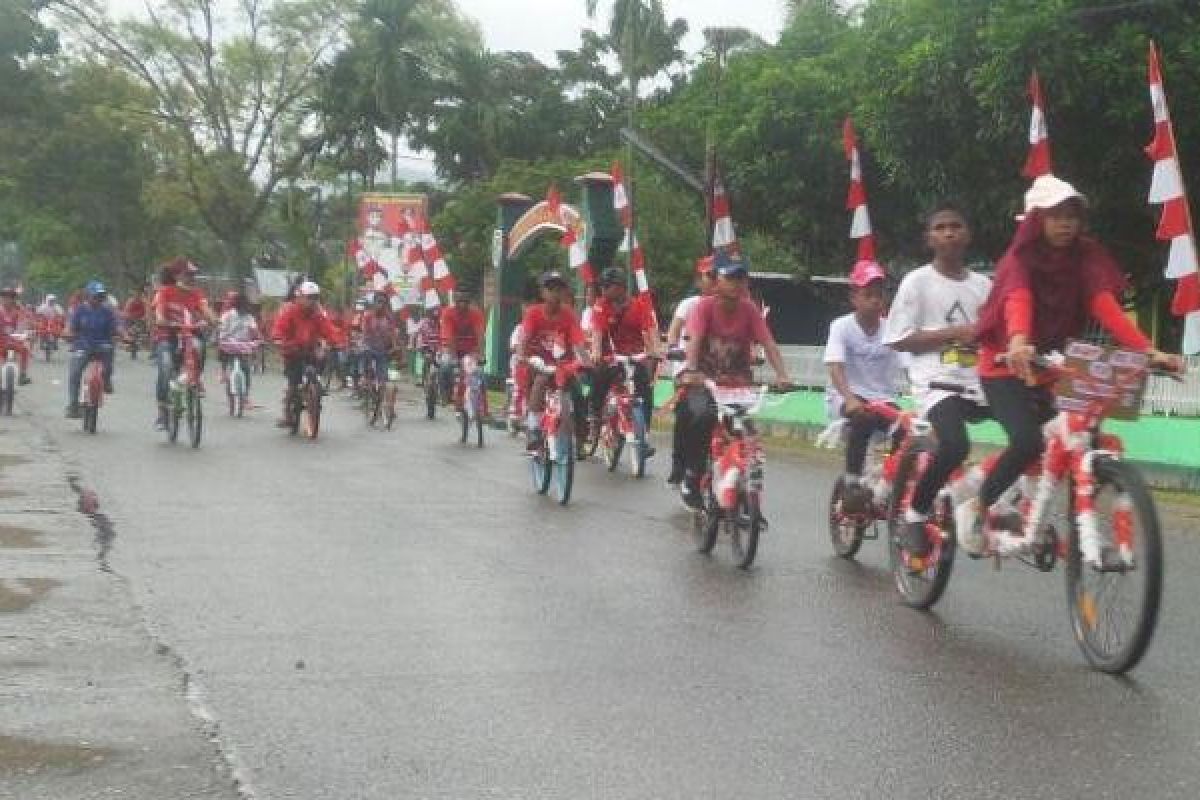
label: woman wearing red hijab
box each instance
[967,175,1182,556]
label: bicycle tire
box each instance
[1066,457,1163,675]
[829,477,866,559]
[602,424,624,472]
[530,440,552,494]
[187,388,203,449]
[475,415,484,448]
[0,388,11,416]
[552,394,575,505]
[167,393,182,443]
[887,440,956,610]
[693,492,719,555]
[304,381,321,439]
[83,404,98,434]
[730,493,762,569]
[630,406,649,479]
[424,367,437,420]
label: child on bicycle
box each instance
[823,260,904,514]
[216,291,262,407]
[972,175,1182,556]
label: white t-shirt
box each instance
[669,295,703,377]
[882,264,992,413]
[823,313,902,416]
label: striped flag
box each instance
[843,117,876,262]
[1022,71,1053,179]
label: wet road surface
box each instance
[18,353,1200,799]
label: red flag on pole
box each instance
[843,118,876,262]
[1022,71,1053,179]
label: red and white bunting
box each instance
[711,176,738,254]
[1022,71,1053,179]
[611,161,649,293]
[1145,42,1200,354]
[843,117,876,262]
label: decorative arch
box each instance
[507,201,584,261]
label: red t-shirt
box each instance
[153,286,210,341]
[0,306,21,337]
[440,305,486,355]
[520,304,585,362]
[591,295,655,356]
[687,295,773,385]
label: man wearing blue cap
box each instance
[64,281,118,418]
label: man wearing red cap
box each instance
[823,260,903,513]
[153,258,218,429]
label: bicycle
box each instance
[889,341,1180,674]
[505,354,527,437]
[220,340,257,418]
[527,356,583,506]
[39,320,61,362]
[455,354,487,447]
[588,353,654,478]
[687,380,775,569]
[77,349,108,434]
[0,341,20,416]
[820,401,922,559]
[125,319,148,361]
[164,315,205,449]
[286,350,323,440]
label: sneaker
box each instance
[840,480,874,516]
[681,474,704,512]
[666,459,684,486]
[955,497,987,557]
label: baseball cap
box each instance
[713,251,748,278]
[600,267,627,287]
[86,280,107,296]
[849,260,887,287]
[298,281,320,296]
[539,270,568,288]
[1024,174,1087,214]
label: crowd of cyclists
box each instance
[0,175,1186,558]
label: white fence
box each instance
[770,346,1200,417]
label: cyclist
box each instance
[64,281,118,418]
[438,287,487,412]
[414,306,441,386]
[361,292,401,393]
[664,256,717,484]
[972,175,1182,556]
[883,204,994,557]
[823,260,904,514]
[0,288,32,385]
[216,291,262,403]
[588,266,659,453]
[271,281,346,428]
[152,259,217,430]
[121,285,149,344]
[678,253,792,510]
[518,270,590,453]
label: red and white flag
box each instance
[1022,71,1053,179]
[843,117,876,262]
[1145,42,1200,354]
[711,176,738,254]
[611,161,649,293]
[547,185,596,285]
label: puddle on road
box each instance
[0,525,44,549]
[66,474,115,568]
[0,578,61,613]
[0,734,113,773]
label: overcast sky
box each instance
[103,0,787,63]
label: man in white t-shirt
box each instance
[664,256,716,484]
[823,260,903,514]
[882,204,992,558]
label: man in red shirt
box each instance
[438,287,486,410]
[677,254,792,509]
[0,288,31,384]
[587,267,659,440]
[271,281,346,427]
[518,270,590,452]
[153,259,217,429]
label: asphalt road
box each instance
[16,350,1200,799]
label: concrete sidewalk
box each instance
[0,409,239,799]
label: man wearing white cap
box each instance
[883,203,993,558]
[271,281,347,427]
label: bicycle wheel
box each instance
[629,406,648,479]
[288,389,302,436]
[303,381,321,439]
[829,476,867,559]
[530,438,552,495]
[83,403,98,434]
[167,394,182,443]
[730,492,763,569]
[424,367,437,420]
[0,387,12,416]
[187,388,203,449]
[887,441,956,610]
[1066,457,1163,674]
[601,423,624,472]
[693,485,719,555]
[551,395,575,506]
[459,407,469,443]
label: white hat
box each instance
[1024,175,1087,214]
[298,281,320,296]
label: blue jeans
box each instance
[68,344,113,408]
[364,350,390,384]
[156,335,206,405]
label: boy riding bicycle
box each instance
[271,281,347,428]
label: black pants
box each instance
[843,399,899,477]
[589,362,654,420]
[910,395,991,514]
[980,377,1057,508]
[677,387,717,476]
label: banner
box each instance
[357,193,428,304]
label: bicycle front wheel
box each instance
[1066,457,1163,674]
[887,441,956,610]
[187,387,203,449]
[729,492,763,569]
[829,477,866,559]
[303,381,321,439]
